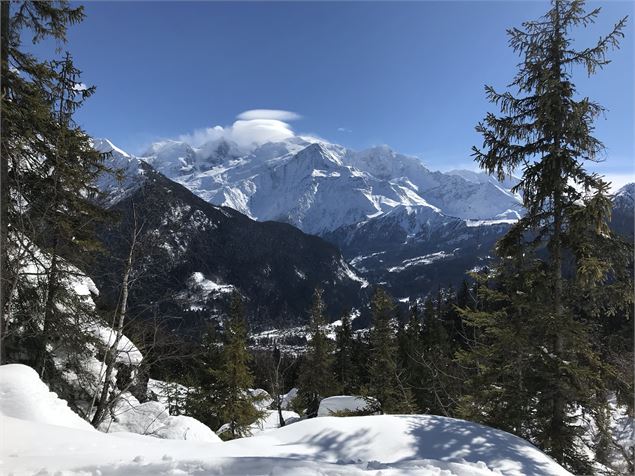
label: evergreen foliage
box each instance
[184,325,224,431]
[465,0,631,470]
[215,293,262,439]
[0,1,117,418]
[366,288,414,414]
[334,310,355,394]
[297,288,336,417]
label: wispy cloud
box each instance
[337,127,352,133]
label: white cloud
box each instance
[237,109,301,121]
[178,125,225,147]
[337,127,352,133]
[177,109,301,149]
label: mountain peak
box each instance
[615,182,635,199]
[92,138,130,158]
[295,142,343,166]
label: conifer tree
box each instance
[297,288,336,417]
[29,53,109,377]
[215,293,261,439]
[366,288,413,414]
[334,310,355,394]
[184,324,224,431]
[412,295,456,416]
[468,0,630,469]
[0,1,89,363]
[1,2,110,379]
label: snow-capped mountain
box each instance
[94,137,631,303]
[90,136,525,301]
[88,143,368,330]
[610,183,634,237]
[137,136,523,235]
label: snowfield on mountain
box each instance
[96,136,523,236]
[0,363,573,476]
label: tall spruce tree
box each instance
[216,293,261,439]
[468,0,630,470]
[0,1,89,363]
[31,53,109,377]
[184,324,224,431]
[297,288,336,417]
[334,310,355,394]
[416,296,456,416]
[0,2,110,380]
[366,288,413,414]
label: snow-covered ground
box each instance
[0,364,573,476]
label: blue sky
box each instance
[28,1,633,185]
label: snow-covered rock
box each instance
[100,392,220,442]
[155,415,222,443]
[249,388,273,410]
[248,409,301,435]
[318,395,374,416]
[280,387,299,410]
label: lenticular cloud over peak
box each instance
[237,109,301,121]
[177,109,301,149]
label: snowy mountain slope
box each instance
[326,183,633,298]
[91,151,366,331]
[344,146,522,221]
[94,139,629,306]
[610,182,634,237]
[326,213,509,298]
[0,365,573,476]
[135,137,523,235]
[93,138,148,205]
[447,169,520,190]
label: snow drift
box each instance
[0,364,94,431]
[0,364,572,475]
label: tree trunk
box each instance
[551,188,565,461]
[277,397,286,428]
[549,4,566,460]
[38,241,59,377]
[92,219,136,427]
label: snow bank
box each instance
[99,392,169,434]
[156,415,222,443]
[0,364,94,431]
[0,364,572,475]
[0,365,218,445]
[0,412,572,476]
[222,415,572,476]
[100,392,220,443]
[318,395,373,416]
